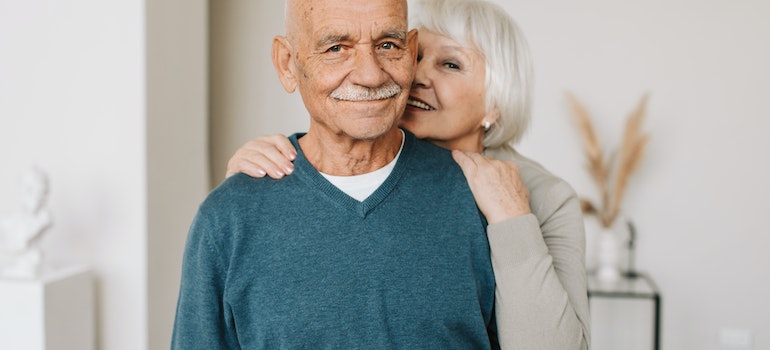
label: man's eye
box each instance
[328,45,342,53]
[380,42,396,50]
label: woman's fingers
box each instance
[226,135,296,179]
[226,147,267,178]
[451,150,474,173]
[258,144,295,178]
[264,134,297,163]
[452,150,531,224]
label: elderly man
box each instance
[171,0,497,348]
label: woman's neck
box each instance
[429,132,485,153]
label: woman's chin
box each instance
[398,120,430,139]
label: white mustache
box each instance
[330,83,402,101]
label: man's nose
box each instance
[348,46,390,87]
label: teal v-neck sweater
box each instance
[172,131,497,349]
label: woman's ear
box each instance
[272,36,298,93]
[484,107,501,126]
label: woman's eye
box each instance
[444,62,460,69]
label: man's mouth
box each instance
[406,97,436,111]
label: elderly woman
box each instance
[226,0,590,348]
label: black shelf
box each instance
[588,271,661,350]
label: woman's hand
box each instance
[225,134,297,179]
[451,150,531,224]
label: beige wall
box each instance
[147,1,208,349]
[208,1,770,349]
[209,1,308,186]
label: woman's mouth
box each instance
[406,97,436,111]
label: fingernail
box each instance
[289,152,297,160]
[285,166,293,174]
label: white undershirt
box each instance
[320,130,405,202]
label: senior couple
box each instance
[172,0,590,349]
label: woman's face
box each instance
[400,28,494,152]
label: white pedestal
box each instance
[0,265,94,350]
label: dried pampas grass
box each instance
[567,92,650,228]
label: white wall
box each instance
[209,1,770,349]
[0,1,207,349]
[504,1,770,349]
[0,1,147,349]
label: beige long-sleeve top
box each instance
[485,147,591,350]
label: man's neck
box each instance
[299,127,404,176]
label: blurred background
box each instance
[1,0,768,349]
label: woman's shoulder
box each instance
[485,147,578,207]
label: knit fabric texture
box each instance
[172,131,497,349]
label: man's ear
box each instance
[272,36,298,93]
[407,29,419,66]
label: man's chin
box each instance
[344,123,400,141]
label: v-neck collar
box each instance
[289,130,413,218]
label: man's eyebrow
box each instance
[379,30,407,42]
[317,34,349,47]
[315,30,406,47]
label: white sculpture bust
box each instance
[0,167,53,278]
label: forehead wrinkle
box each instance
[290,0,409,54]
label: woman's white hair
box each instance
[410,0,534,149]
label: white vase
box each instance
[595,229,622,282]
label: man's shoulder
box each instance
[199,173,283,213]
[398,132,470,192]
[402,131,457,169]
[212,172,261,193]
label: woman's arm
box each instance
[453,151,590,350]
[486,190,589,350]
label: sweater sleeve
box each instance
[171,207,240,349]
[486,180,590,350]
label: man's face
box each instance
[284,0,417,141]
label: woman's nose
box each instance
[412,60,431,88]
